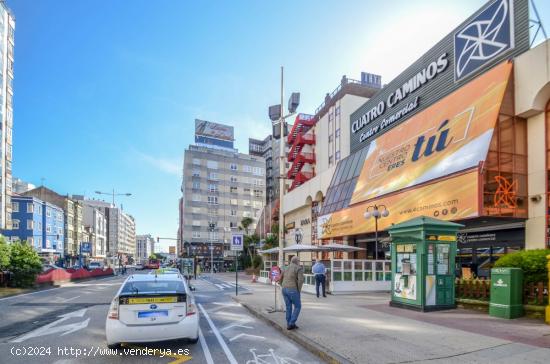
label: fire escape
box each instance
[287,113,316,191]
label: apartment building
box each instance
[136,234,155,264]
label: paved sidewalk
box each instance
[228,275,550,364]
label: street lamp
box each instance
[95,189,132,207]
[268,66,300,273]
[209,222,216,274]
[364,204,389,260]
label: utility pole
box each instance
[278,66,285,272]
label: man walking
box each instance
[279,256,304,330]
[312,259,327,298]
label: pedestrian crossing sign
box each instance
[231,234,244,251]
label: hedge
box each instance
[494,249,550,283]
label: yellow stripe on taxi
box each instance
[128,297,177,304]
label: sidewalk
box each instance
[229,275,550,364]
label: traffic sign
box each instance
[231,234,244,251]
[270,266,281,282]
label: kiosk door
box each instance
[435,244,453,306]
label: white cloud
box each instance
[134,150,181,176]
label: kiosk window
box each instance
[436,245,450,274]
[396,244,417,274]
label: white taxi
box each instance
[105,273,199,348]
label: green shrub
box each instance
[252,255,263,269]
[494,249,550,283]
[0,236,10,270]
[8,241,42,287]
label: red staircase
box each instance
[287,114,316,191]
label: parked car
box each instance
[105,273,199,348]
[88,262,103,270]
[134,263,144,270]
[42,264,63,272]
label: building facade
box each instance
[82,204,107,261]
[4,196,64,261]
[136,234,155,264]
[0,4,15,230]
[179,120,266,263]
[22,187,83,264]
[282,0,550,281]
[105,207,136,261]
[12,178,35,194]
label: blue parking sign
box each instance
[231,234,244,251]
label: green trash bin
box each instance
[489,267,524,319]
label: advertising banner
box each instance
[350,61,511,205]
[317,170,479,239]
[195,119,234,141]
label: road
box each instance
[0,271,321,364]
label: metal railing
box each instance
[330,259,392,282]
[314,78,363,115]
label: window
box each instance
[329,135,333,143]
[230,176,238,183]
[12,201,18,212]
[244,165,252,173]
[230,221,238,228]
[336,151,341,161]
[192,220,201,227]
[192,231,201,238]
[38,221,42,231]
[208,184,218,192]
[335,106,341,116]
[253,179,264,187]
[254,189,263,198]
[230,199,238,205]
[192,169,201,177]
[329,113,334,122]
[192,207,200,214]
[27,237,34,245]
[335,129,341,137]
[329,155,333,165]
[192,158,201,166]
[209,172,218,180]
[208,208,218,216]
[47,225,52,233]
[244,188,251,194]
[46,209,51,217]
[58,227,63,235]
[208,231,219,241]
[39,205,43,215]
[207,160,218,169]
[27,203,34,213]
[230,186,238,194]
[207,196,218,205]
[230,209,237,216]
[253,167,264,176]
[253,201,263,208]
[230,163,238,171]
[192,181,200,189]
[243,211,252,218]
[244,200,251,207]
[192,194,201,202]
[26,220,33,229]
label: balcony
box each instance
[287,114,315,144]
[287,152,315,179]
[289,171,314,191]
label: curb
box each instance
[233,296,354,364]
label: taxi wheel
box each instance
[107,343,121,349]
[188,336,199,344]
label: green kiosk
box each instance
[388,216,463,311]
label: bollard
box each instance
[546,255,550,325]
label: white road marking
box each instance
[11,309,89,343]
[214,284,225,290]
[221,284,232,288]
[198,303,237,364]
[228,333,265,342]
[198,327,214,364]
[220,323,253,332]
[61,295,81,302]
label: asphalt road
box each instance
[0,271,321,364]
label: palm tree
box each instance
[239,217,255,263]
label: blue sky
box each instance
[8,0,549,252]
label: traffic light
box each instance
[157,237,159,243]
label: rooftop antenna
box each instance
[40,177,45,186]
[529,0,548,47]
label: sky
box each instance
[7,0,550,252]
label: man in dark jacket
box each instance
[279,256,304,330]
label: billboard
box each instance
[317,170,479,239]
[195,119,234,141]
[169,246,176,255]
[349,0,529,152]
[350,61,511,205]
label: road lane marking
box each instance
[221,284,232,288]
[198,303,237,364]
[62,295,81,302]
[220,323,253,331]
[228,333,265,342]
[214,284,225,290]
[198,327,214,364]
[10,309,89,342]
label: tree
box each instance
[240,217,254,235]
[0,236,10,270]
[8,241,42,287]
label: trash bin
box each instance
[489,267,523,319]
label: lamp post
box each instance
[94,189,132,207]
[209,222,216,274]
[364,205,389,260]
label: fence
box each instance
[455,279,548,305]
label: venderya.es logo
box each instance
[454,0,514,81]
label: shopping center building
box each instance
[280,0,550,286]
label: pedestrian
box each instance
[312,259,327,298]
[279,256,304,330]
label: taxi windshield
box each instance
[120,281,185,295]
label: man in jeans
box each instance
[312,259,327,298]
[279,256,304,330]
